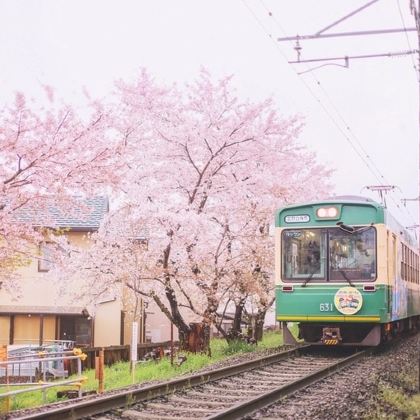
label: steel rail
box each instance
[11,346,311,420]
[206,348,372,420]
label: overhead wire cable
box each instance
[253,0,418,225]
[256,0,391,186]
[259,0,405,185]
[396,0,419,81]
[391,0,420,228]
[240,0,385,184]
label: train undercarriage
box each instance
[282,316,420,346]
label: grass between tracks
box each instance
[1,327,298,412]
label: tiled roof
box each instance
[15,196,109,231]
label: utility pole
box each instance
[417,0,420,256]
[401,0,420,254]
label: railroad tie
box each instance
[145,403,213,414]
[168,396,229,407]
[121,410,196,420]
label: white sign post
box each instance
[131,321,138,382]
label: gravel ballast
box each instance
[252,333,420,419]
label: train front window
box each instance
[281,227,377,282]
[329,227,376,281]
[282,229,327,280]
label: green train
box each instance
[275,196,420,346]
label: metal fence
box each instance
[0,348,87,413]
[0,340,177,413]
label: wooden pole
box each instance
[0,345,9,414]
[39,315,44,347]
[97,349,104,394]
[170,321,174,366]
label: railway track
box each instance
[10,346,371,420]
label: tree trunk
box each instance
[252,297,275,342]
[227,298,246,342]
[164,286,192,349]
[149,282,192,350]
[160,240,194,350]
[253,309,266,342]
[183,322,210,354]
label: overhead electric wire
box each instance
[259,0,409,185]
[240,0,385,185]
[258,0,389,183]
[243,0,418,226]
[396,0,419,81]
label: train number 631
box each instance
[319,303,334,312]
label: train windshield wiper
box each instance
[336,222,354,233]
[301,269,318,288]
[338,269,355,287]
[336,222,373,234]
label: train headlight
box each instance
[316,206,339,219]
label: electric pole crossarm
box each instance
[288,50,418,64]
[277,28,416,42]
[402,197,420,205]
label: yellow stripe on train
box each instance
[276,315,381,322]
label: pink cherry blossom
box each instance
[55,69,332,346]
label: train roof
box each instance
[279,195,379,208]
[276,196,418,248]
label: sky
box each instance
[0,0,418,230]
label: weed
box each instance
[367,369,420,420]
[222,340,255,355]
[379,384,420,419]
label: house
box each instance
[0,196,211,349]
[0,197,126,348]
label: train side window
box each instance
[401,244,405,281]
[412,250,414,283]
[409,249,412,282]
[391,234,397,283]
[411,250,413,282]
[411,250,414,283]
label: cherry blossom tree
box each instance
[57,69,332,349]
[0,91,121,291]
[220,154,333,342]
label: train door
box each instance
[386,231,395,316]
[389,234,397,316]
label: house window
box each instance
[38,242,55,272]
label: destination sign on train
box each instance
[284,215,310,223]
